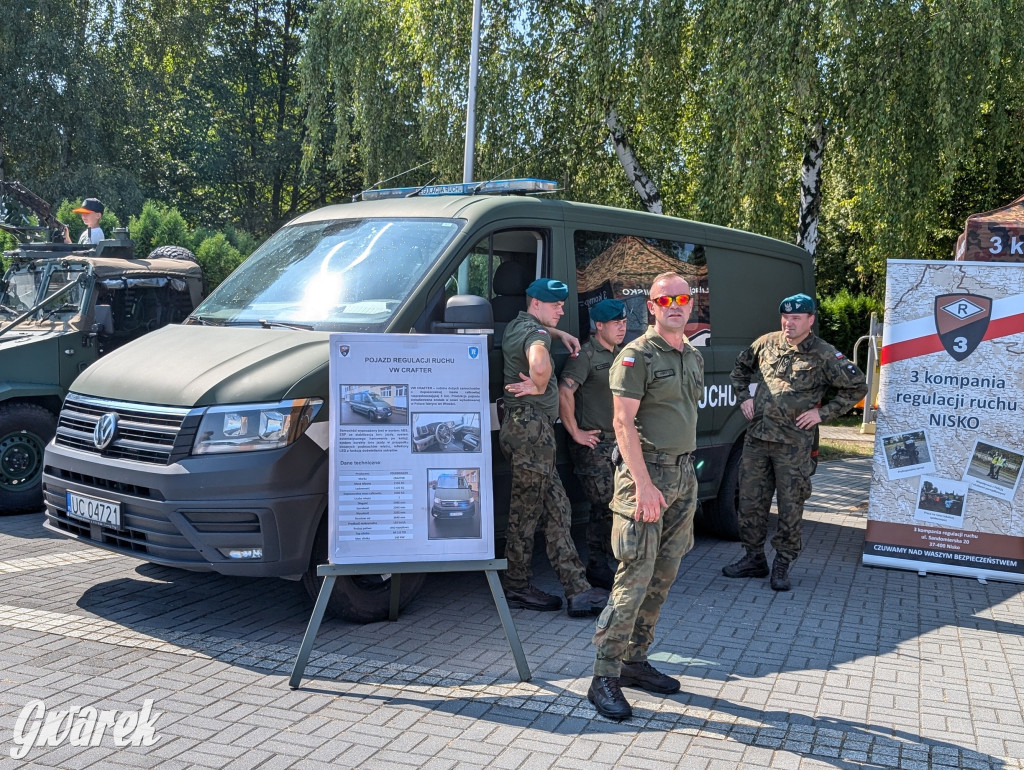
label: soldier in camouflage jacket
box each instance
[723,293,867,591]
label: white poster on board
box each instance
[864,260,1024,581]
[328,333,494,564]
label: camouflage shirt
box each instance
[731,331,868,446]
[560,337,622,433]
[502,310,558,419]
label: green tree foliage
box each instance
[817,290,884,360]
[196,233,245,289]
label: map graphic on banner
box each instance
[865,260,1024,581]
[327,333,494,565]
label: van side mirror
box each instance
[431,295,494,337]
[91,304,114,336]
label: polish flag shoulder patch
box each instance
[834,351,845,359]
[621,356,635,367]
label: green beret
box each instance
[590,298,626,322]
[526,278,569,302]
[779,293,815,314]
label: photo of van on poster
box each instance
[865,260,1024,581]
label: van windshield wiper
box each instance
[257,319,314,331]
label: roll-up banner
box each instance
[864,260,1024,581]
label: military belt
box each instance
[642,451,692,466]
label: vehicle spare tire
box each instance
[302,517,427,623]
[147,245,199,263]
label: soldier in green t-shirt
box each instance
[723,293,867,591]
[499,278,610,617]
[559,298,628,590]
[588,272,704,721]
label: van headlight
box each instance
[192,398,323,455]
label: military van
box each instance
[41,180,813,622]
[0,233,203,514]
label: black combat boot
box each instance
[722,550,769,578]
[588,676,632,720]
[567,586,610,617]
[619,660,680,694]
[770,558,791,591]
[504,584,562,611]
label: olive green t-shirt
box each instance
[560,337,621,432]
[609,326,704,456]
[502,311,558,419]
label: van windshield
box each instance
[191,218,462,331]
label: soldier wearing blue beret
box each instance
[723,293,867,591]
[559,299,628,590]
[499,277,610,617]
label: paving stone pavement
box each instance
[1,457,1023,768]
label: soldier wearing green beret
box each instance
[559,298,628,590]
[723,293,867,591]
[588,273,704,721]
[500,278,610,617]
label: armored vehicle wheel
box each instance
[147,245,199,263]
[302,518,426,623]
[0,403,57,515]
[696,447,741,540]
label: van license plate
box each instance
[66,492,121,528]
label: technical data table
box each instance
[335,470,415,542]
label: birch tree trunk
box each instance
[796,118,826,261]
[605,108,663,215]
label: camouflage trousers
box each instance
[568,437,616,564]
[499,403,589,596]
[593,457,697,677]
[737,435,813,564]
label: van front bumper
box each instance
[41,436,327,579]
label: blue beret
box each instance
[526,278,568,302]
[779,293,815,314]
[590,298,626,322]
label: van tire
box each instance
[0,403,57,515]
[302,519,427,623]
[147,245,198,263]
[697,447,741,540]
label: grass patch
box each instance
[818,438,874,461]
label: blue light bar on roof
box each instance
[360,178,557,201]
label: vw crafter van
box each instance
[42,179,814,622]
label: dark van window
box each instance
[573,232,708,345]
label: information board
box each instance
[328,333,494,564]
[864,260,1024,581]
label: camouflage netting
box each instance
[954,194,1024,262]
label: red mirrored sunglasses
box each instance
[650,294,691,307]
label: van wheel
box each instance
[0,403,57,515]
[301,519,427,623]
[147,245,198,263]
[697,448,741,540]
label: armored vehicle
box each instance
[42,179,813,622]
[1,228,203,513]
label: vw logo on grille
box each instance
[94,412,119,451]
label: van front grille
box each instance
[55,393,201,465]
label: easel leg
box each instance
[289,575,337,689]
[485,570,532,682]
[389,573,402,621]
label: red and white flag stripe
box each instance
[881,292,1024,365]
